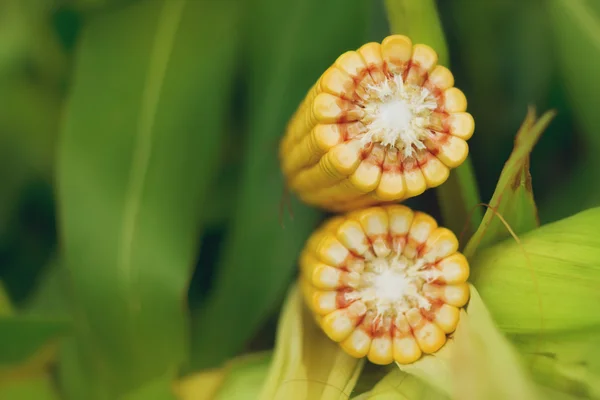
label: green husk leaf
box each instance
[352,368,448,399]
[259,283,364,400]
[190,0,369,369]
[395,285,539,399]
[471,206,600,333]
[464,109,556,259]
[384,0,482,241]
[512,327,600,398]
[57,0,239,397]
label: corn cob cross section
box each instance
[300,205,470,365]
[280,35,474,212]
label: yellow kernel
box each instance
[436,136,469,168]
[368,336,394,365]
[340,329,372,358]
[427,65,455,90]
[443,87,468,113]
[437,253,470,284]
[321,301,367,342]
[448,112,475,140]
[420,156,450,188]
[381,34,413,75]
[433,304,460,334]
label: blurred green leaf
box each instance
[121,375,177,400]
[384,0,482,241]
[214,353,272,400]
[0,317,66,366]
[0,282,12,316]
[513,327,600,398]
[464,109,556,259]
[0,375,61,400]
[542,0,600,220]
[472,206,600,333]
[190,0,369,369]
[57,0,239,397]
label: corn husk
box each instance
[512,327,600,399]
[176,352,271,400]
[471,206,600,333]
[392,285,540,400]
[259,283,364,400]
[352,368,448,399]
[464,109,555,258]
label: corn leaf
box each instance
[259,284,364,400]
[176,368,226,400]
[214,353,272,400]
[190,0,369,368]
[512,327,600,398]
[0,317,66,367]
[463,109,556,259]
[57,0,239,397]
[353,368,448,400]
[471,206,600,333]
[121,375,177,400]
[0,375,61,400]
[396,285,539,399]
[384,0,482,241]
[543,0,600,220]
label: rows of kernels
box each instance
[280,35,474,212]
[299,205,470,365]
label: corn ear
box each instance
[279,35,474,212]
[300,205,471,365]
[471,206,600,333]
[259,283,364,400]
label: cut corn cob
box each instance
[300,205,470,365]
[280,35,474,212]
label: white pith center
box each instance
[360,74,438,159]
[348,252,439,318]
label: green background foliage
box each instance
[0,0,599,398]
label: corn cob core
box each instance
[280,35,474,212]
[300,205,470,365]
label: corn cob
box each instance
[299,205,470,365]
[280,35,474,212]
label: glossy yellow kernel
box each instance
[420,156,450,188]
[381,34,413,75]
[427,65,455,90]
[447,112,475,140]
[436,136,469,168]
[437,253,470,284]
[433,304,460,333]
[313,92,364,123]
[443,87,468,113]
[340,329,372,358]
[368,336,394,365]
[321,301,367,342]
